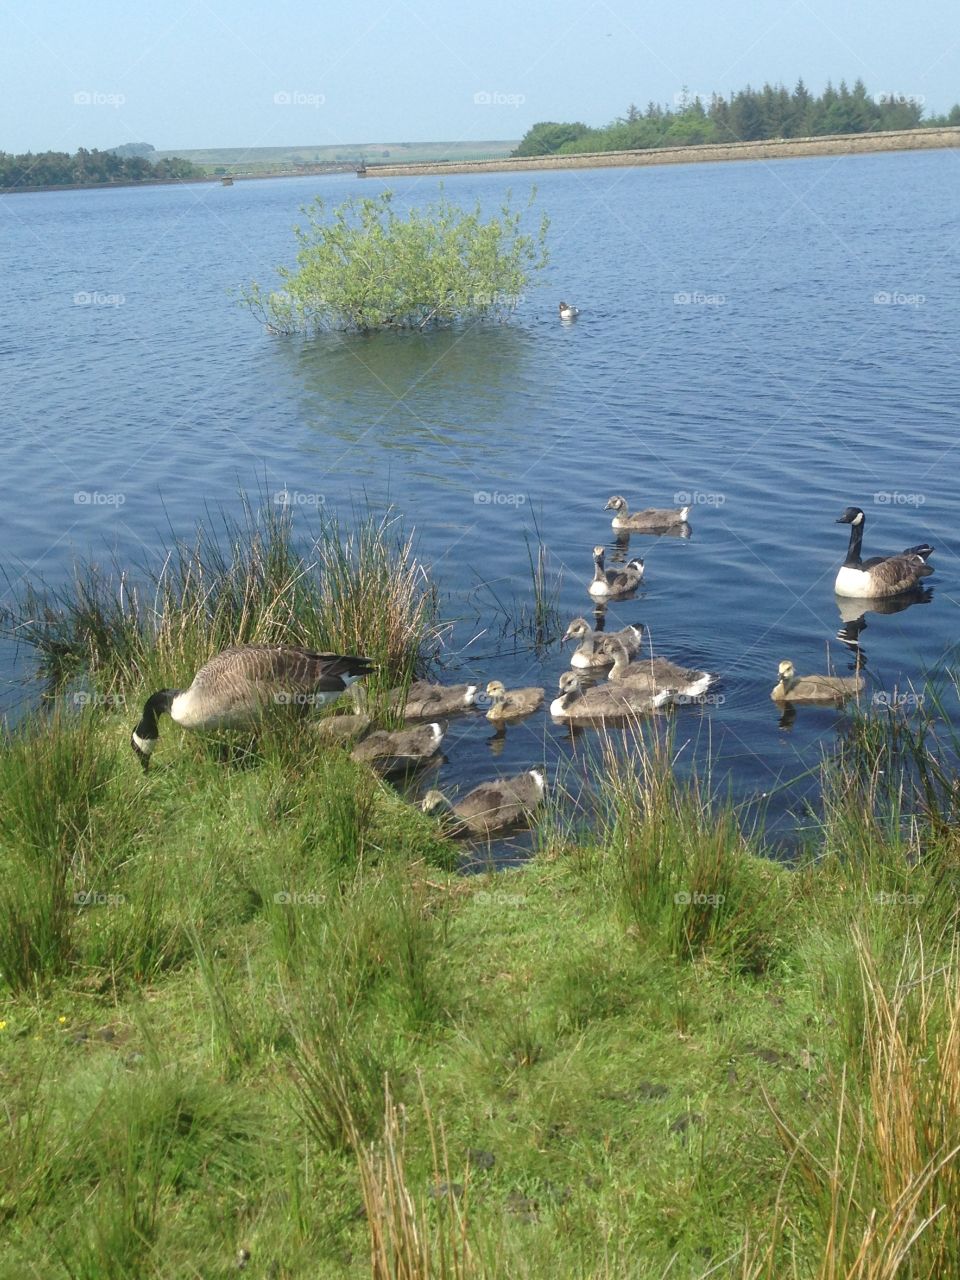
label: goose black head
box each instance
[130,689,177,772]
[836,506,864,525]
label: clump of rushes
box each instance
[3,498,441,704]
[596,728,785,974]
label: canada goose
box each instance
[835,506,934,598]
[421,769,546,836]
[563,617,644,670]
[558,301,579,320]
[606,640,712,699]
[390,680,479,719]
[130,645,374,769]
[351,722,444,771]
[604,495,690,530]
[483,680,545,722]
[589,546,644,599]
[550,670,671,720]
[770,660,864,704]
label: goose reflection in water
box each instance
[835,586,934,650]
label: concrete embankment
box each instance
[360,126,960,179]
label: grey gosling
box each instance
[605,494,690,530]
[131,645,374,769]
[588,545,644,599]
[390,680,479,719]
[483,680,545,722]
[835,506,934,598]
[606,639,712,699]
[351,721,444,772]
[771,660,864,704]
[421,769,546,836]
[550,670,671,720]
[563,616,644,670]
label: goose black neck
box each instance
[844,520,864,568]
[134,689,178,739]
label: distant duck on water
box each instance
[835,506,934,598]
[559,301,579,320]
[605,495,690,531]
[130,645,374,769]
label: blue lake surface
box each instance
[1,150,958,853]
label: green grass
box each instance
[3,519,960,1276]
[154,140,519,177]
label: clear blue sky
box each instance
[4,0,958,153]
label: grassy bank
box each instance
[2,511,960,1277]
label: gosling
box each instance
[770,660,864,704]
[484,680,545,723]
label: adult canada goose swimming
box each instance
[589,546,644,599]
[483,680,545,722]
[770,660,864,704]
[130,645,374,769]
[550,670,671,720]
[421,769,546,836]
[604,495,690,530]
[558,301,579,320]
[562,616,645,669]
[606,639,712,699]
[351,722,444,772]
[835,506,934,598]
[390,680,479,719]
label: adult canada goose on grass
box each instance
[562,617,644,670]
[606,639,712,699]
[589,545,644,599]
[483,680,545,722]
[550,670,671,720]
[130,645,374,769]
[421,769,546,836]
[605,495,690,530]
[835,506,934,598]
[770,660,864,704]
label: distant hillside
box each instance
[154,139,518,176]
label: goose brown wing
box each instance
[863,555,933,594]
[193,645,373,697]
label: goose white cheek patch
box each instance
[132,732,156,755]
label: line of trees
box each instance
[0,147,203,190]
[514,79,960,157]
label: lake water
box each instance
[2,150,957,857]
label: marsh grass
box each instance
[3,497,440,705]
